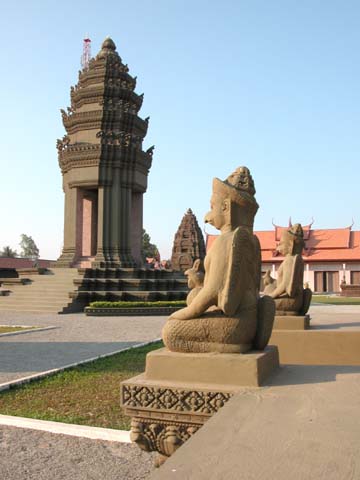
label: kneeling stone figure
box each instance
[163,166,275,354]
[263,223,312,316]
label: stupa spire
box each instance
[96,36,120,60]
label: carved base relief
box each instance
[121,379,233,463]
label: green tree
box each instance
[19,234,40,259]
[141,229,159,262]
[0,246,18,257]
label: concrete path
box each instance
[0,311,166,385]
[309,304,360,330]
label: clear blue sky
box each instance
[1,1,359,259]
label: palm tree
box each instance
[0,246,18,258]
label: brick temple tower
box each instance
[56,37,153,268]
[171,209,206,271]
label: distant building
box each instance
[206,223,360,293]
[0,258,52,269]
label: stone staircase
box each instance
[71,268,188,304]
[0,269,82,314]
[0,267,188,314]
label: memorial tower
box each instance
[56,37,153,268]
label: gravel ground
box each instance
[0,425,155,480]
[0,312,166,384]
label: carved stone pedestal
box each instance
[120,346,279,464]
[273,314,310,330]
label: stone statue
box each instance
[263,270,275,289]
[162,167,275,353]
[184,258,205,306]
[263,223,312,316]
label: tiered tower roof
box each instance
[57,37,153,179]
[171,209,206,271]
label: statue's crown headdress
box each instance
[212,166,258,228]
[288,223,304,239]
[225,166,256,195]
[284,223,305,253]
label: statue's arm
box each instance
[268,264,289,298]
[169,283,218,320]
[287,254,303,297]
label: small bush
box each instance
[88,300,186,309]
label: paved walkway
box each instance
[309,304,360,330]
[0,312,166,385]
[1,306,359,385]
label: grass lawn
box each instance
[0,326,37,334]
[312,296,360,305]
[0,341,163,430]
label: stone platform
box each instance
[270,329,360,365]
[273,314,310,330]
[143,347,279,387]
[150,362,360,479]
[121,347,279,462]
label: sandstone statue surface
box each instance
[263,223,312,316]
[162,167,275,353]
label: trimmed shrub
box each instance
[88,300,186,309]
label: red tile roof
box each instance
[206,227,360,263]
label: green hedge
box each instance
[88,300,187,309]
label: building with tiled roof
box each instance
[206,224,360,293]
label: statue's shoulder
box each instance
[232,226,257,249]
[211,230,234,249]
[287,253,304,296]
[218,227,258,315]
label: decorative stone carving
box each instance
[122,383,232,414]
[121,346,279,465]
[121,380,233,466]
[163,167,275,353]
[130,418,200,466]
[263,223,312,315]
[171,209,206,272]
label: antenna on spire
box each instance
[81,35,92,70]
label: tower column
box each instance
[57,184,78,267]
[93,178,135,268]
[130,192,143,265]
